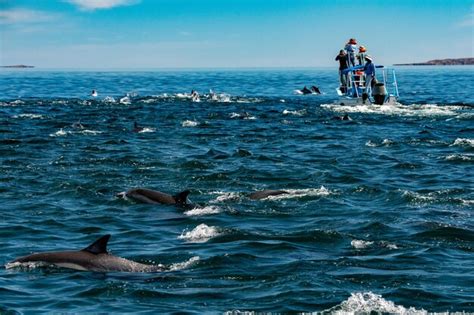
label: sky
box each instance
[0,0,473,68]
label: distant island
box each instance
[1,65,35,68]
[395,58,474,66]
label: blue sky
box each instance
[1,0,473,68]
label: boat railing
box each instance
[341,65,399,99]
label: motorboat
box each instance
[336,64,399,105]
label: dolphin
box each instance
[311,85,321,94]
[132,121,144,133]
[119,188,191,206]
[6,235,165,273]
[248,189,289,200]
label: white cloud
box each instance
[0,8,54,24]
[66,0,140,10]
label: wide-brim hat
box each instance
[365,55,373,61]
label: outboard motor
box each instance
[372,83,387,105]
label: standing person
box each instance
[335,50,349,86]
[344,38,357,67]
[357,46,367,65]
[363,55,376,96]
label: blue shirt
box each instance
[364,62,375,76]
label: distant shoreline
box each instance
[394,58,473,66]
[1,65,35,68]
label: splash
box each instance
[182,120,199,127]
[49,128,68,137]
[265,186,332,200]
[282,109,307,116]
[137,127,156,133]
[184,205,222,216]
[325,292,426,314]
[351,239,374,249]
[168,256,200,271]
[209,191,242,203]
[178,224,222,243]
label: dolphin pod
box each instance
[6,235,165,272]
[119,188,191,206]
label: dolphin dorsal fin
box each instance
[173,190,190,204]
[82,234,110,255]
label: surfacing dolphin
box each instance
[119,188,192,207]
[6,235,165,272]
[248,189,289,200]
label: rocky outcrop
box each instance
[395,58,474,66]
[1,65,35,68]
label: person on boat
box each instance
[335,50,348,86]
[357,46,367,65]
[363,55,376,96]
[344,38,357,67]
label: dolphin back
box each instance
[248,189,289,200]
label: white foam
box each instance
[445,154,473,161]
[178,224,222,243]
[402,190,437,203]
[5,261,51,270]
[103,96,116,103]
[451,138,474,147]
[138,127,156,133]
[365,140,377,147]
[168,256,200,271]
[351,239,374,249]
[49,128,68,137]
[209,191,241,203]
[184,205,222,216]
[283,109,307,116]
[325,292,426,314]
[13,113,44,119]
[265,186,332,200]
[182,120,199,127]
[381,139,395,146]
[321,103,463,117]
[80,129,103,135]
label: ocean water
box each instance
[0,66,473,314]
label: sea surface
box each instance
[0,66,473,314]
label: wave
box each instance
[324,292,425,314]
[208,186,332,202]
[178,224,222,243]
[184,205,223,216]
[321,103,467,117]
[168,256,200,271]
[282,109,307,116]
[265,186,332,200]
[451,138,474,147]
[12,113,44,119]
[444,154,474,162]
[351,239,398,250]
[49,128,103,137]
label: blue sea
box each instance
[0,66,473,314]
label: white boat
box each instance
[336,64,399,105]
